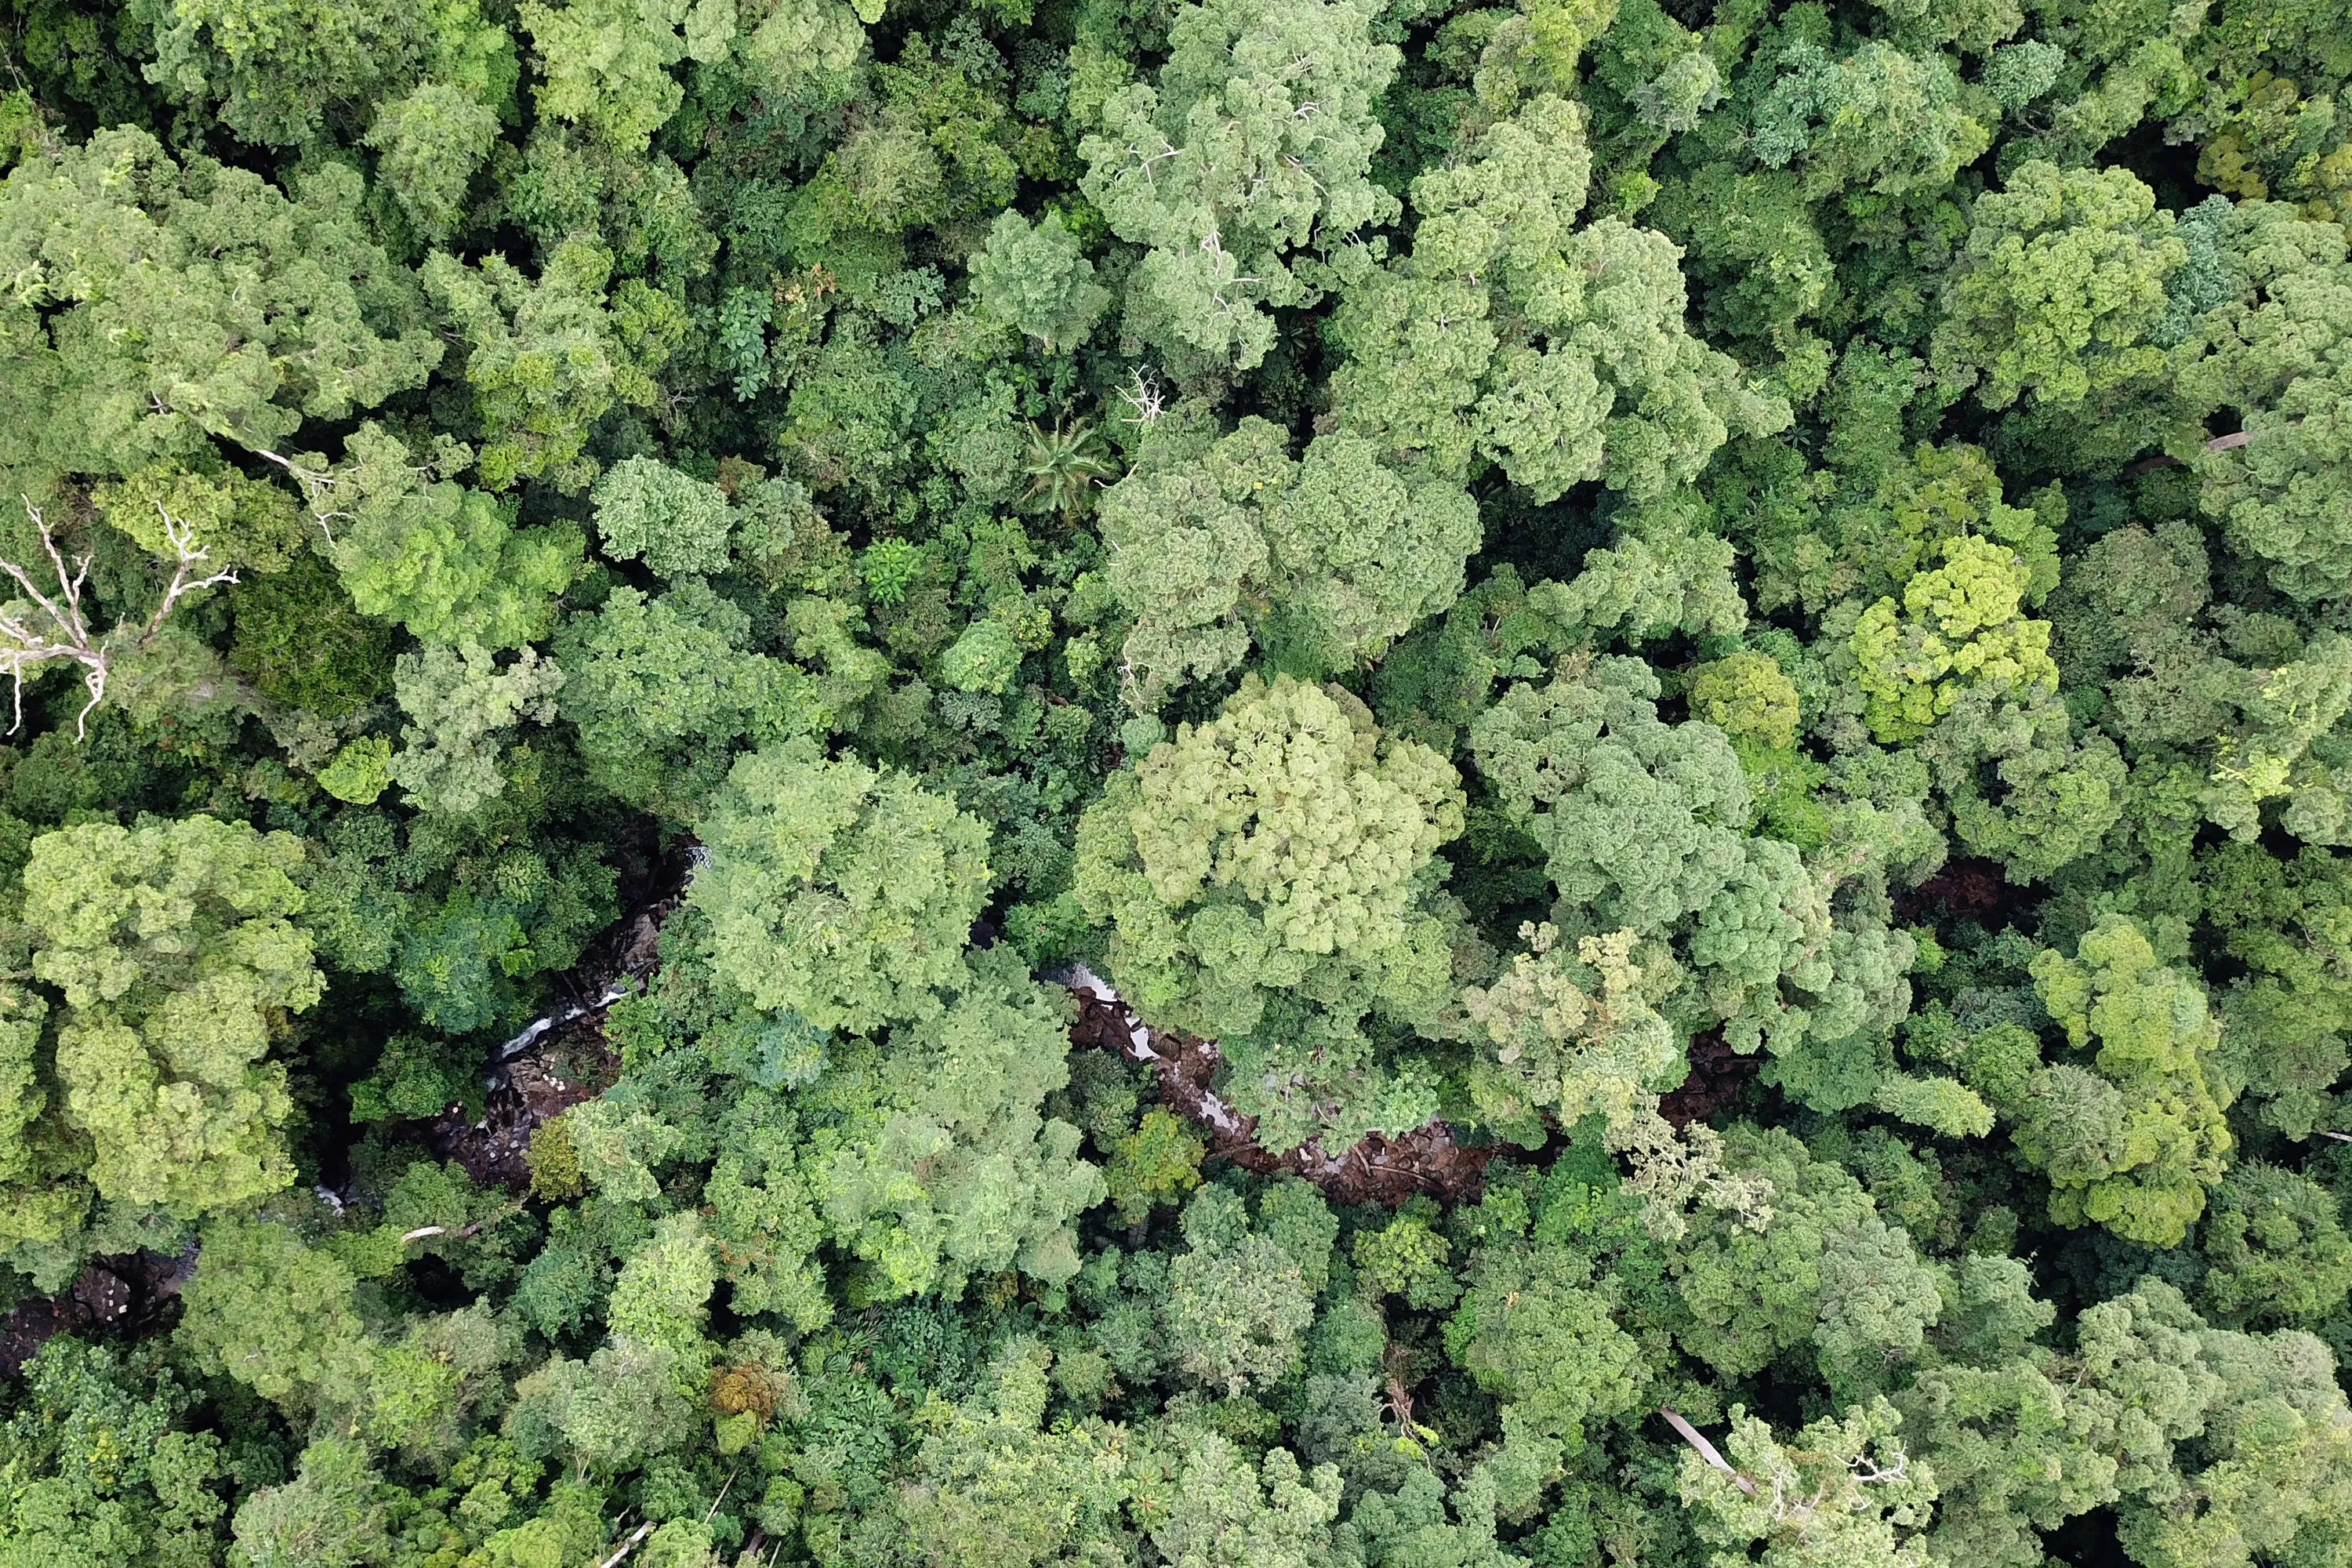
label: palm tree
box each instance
[1019,419,1120,520]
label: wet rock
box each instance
[430,1020,619,1192]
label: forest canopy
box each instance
[2,0,2352,1563]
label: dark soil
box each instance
[1,1247,195,1377]
[426,845,693,1191]
[428,1024,619,1191]
[1065,976,1498,1207]
[1896,856,2025,927]
[1658,1029,1759,1129]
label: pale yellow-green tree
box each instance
[1078,0,1400,372]
[1098,419,1480,707]
[2015,916,2234,1246]
[24,816,323,1217]
[0,127,441,495]
[1677,1399,1945,1568]
[1849,536,2060,744]
[1073,673,1465,1147]
[1930,161,2186,410]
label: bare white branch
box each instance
[1659,1409,1758,1497]
[0,496,237,741]
[1116,366,1167,426]
[595,1520,655,1568]
[141,503,238,646]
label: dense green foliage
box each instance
[3,0,2352,1563]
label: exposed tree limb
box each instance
[0,498,235,739]
[397,1200,525,1246]
[249,448,354,543]
[597,1520,656,1568]
[1659,1408,1757,1496]
[2125,425,2278,476]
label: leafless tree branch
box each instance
[1659,1408,1757,1496]
[0,497,236,741]
[596,1520,655,1568]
